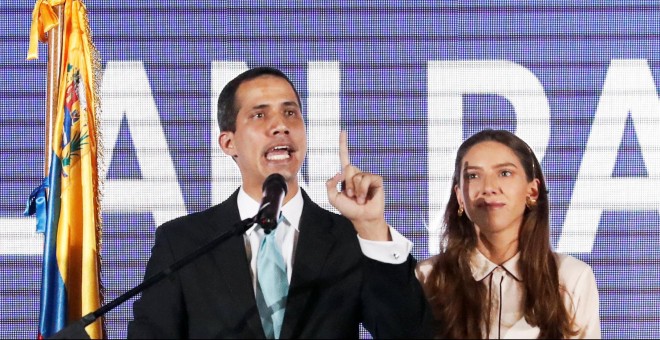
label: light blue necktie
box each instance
[256,224,288,339]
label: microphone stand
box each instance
[49,217,257,339]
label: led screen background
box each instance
[1,1,659,338]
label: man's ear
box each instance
[219,131,237,158]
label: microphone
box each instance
[256,173,288,233]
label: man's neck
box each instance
[242,180,300,205]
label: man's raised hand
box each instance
[326,131,390,241]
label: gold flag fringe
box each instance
[78,1,106,337]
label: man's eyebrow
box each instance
[250,101,300,110]
[250,103,270,110]
[282,101,300,108]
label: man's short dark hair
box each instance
[217,67,302,132]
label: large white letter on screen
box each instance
[427,61,550,255]
[302,61,341,212]
[0,217,42,255]
[558,59,660,253]
[210,62,247,205]
[101,61,187,226]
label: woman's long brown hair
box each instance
[422,130,576,339]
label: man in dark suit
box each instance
[127,67,433,338]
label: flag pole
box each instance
[45,4,64,177]
[29,2,105,338]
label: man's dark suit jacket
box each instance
[128,189,433,339]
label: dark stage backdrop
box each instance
[2,1,659,338]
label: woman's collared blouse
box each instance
[416,250,601,339]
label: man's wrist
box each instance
[353,219,391,241]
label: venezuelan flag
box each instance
[26,1,104,338]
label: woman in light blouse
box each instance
[416,129,600,339]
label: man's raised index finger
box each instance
[339,130,350,168]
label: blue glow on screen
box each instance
[1,2,659,339]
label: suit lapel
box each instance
[206,190,266,338]
[280,191,336,338]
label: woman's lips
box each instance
[480,201,505,209]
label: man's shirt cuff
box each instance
[357,226,412,264]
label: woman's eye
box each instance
[501,170,512,177]
[466,173,478,180]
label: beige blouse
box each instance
[416,251,601,339]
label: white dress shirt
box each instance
[237,187,412,293]
[417,250,601,339]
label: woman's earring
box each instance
[526,196,537,208]
[458,206,464,217]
